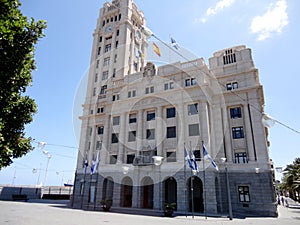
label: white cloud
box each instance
[199,0,235,23]
[250,0,288,41]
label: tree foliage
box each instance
[0,0,46,168]
[279,158,300,201]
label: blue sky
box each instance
[0,0,299,186]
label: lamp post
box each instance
[221,157,233,220]
[152,156,163,210]
[42,151,52,186]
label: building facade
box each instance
[72,0,277,217]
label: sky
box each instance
[0,0,299,186]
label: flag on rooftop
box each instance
[203,145,219,171]
[170,36,179,50]
[184,146,194,170]
[152,42,161,57]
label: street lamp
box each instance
[42,151,52,186]
[221,157,233,220]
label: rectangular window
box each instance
[110,155,118,164]
[97,126,104,135]
[191,78,196,86]
[103,57,110,66]
[133,62,138,71]
[227,82,238,91]
[193,149,201,161]
[235,152,248,163]
[167,126,176,138]
[94,73,98,82]
[128,90,136,98]
[226,83,232,90]
[147,111,155,121]
[99,36,103,42]
[96,141,102,150]
[112,94,119,101]
[188,103,198,115]
[93,88,96,96]
[126,154,135,164]
[223,49,236,65]
[96,60,99,68]
[232,82,238,89]
[113,116,120,126]
[102,71,109,80]
[230,107,242,119]
[100,85,107,95]
[97,47,101,55]
[111,133,119,143]
[114,54,117,63]
[189,124,200,136]
[145,86,154,94]
[232,127,245,139]
[164,83,169,90]
[185,78,196,87]
[115,41,119,48]
[170,82,174,89]
[117,29,120,36]
[166,107,176,118]
[97,107,104,114]
[238,186,250,202]
[128,131,136,142]
[166,151,176,162]
[146,129,155,140]
[112,68,116,78]
[129,113,137,123]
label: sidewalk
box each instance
[282,197,300,209]
[1,200,300,225]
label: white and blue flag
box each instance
[203,145,219,171]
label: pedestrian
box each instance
[281,196,284,206]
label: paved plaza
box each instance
[0,200,299,225]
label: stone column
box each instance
[100,114,110,165]
[117,112,126,163]
[243,104,255,161]
[200,102,210,146]
[136,109,143,153]
[156,106,163,156]
[177,102,185,162]
[222,107,233,162]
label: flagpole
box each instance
[191,170,194,219]
[184,143,187,218]
[202,141,207,219]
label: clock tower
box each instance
[91,0,148,80]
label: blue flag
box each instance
[170,36,179,50]
[203,145,219,171]
[190,149,199,172]
[184,146,194,170]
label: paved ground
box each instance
[0,200,300,225]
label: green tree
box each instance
[0,0,46,168]
[280,158,300,202]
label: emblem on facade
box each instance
[143,62,157,79]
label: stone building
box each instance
[72,0,277,217]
